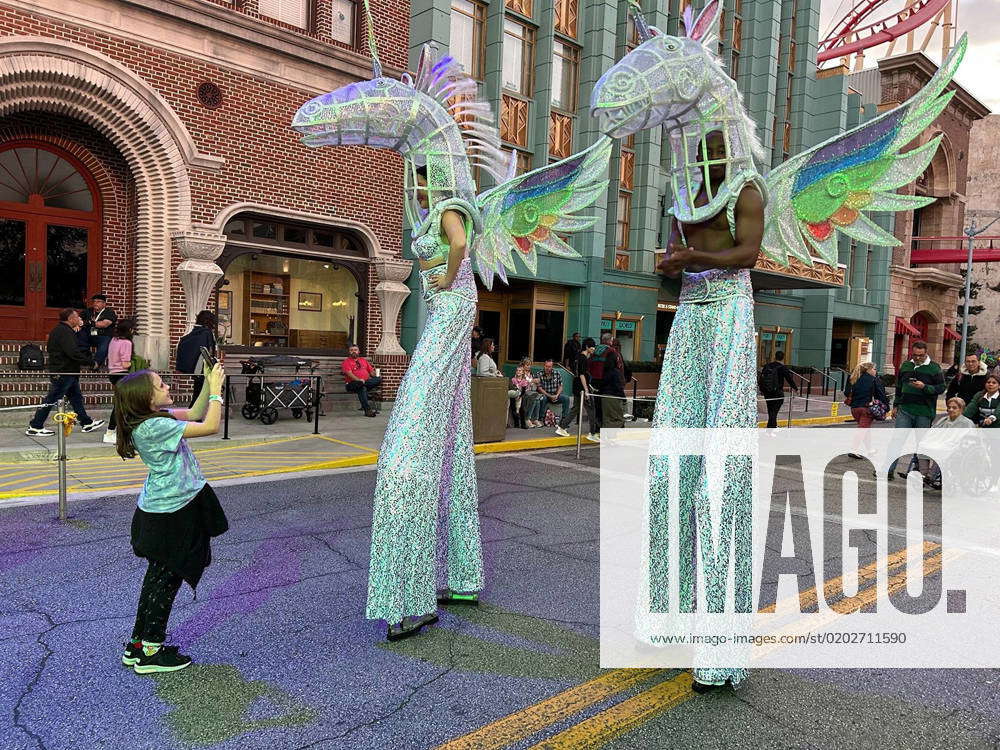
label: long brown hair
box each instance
[113,370,174,459]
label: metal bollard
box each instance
[576,392,585,460]
[56,397,68,522]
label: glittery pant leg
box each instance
[366,261,483,624]
[648,296,756,687]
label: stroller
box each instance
[238,356,322,425]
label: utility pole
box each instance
[959,213,1000,365]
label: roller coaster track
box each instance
[817,0,953,63]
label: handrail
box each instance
[810,366,843,399]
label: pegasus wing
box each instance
[472,136,613,289]
[761,34,967,268]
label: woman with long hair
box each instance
[845,361,888,459]
[114,361,228,673]
[104,319,135,444]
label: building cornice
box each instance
[891,265,963,290]
[877,51,991,121]
[5,0,402,93]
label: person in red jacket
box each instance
[342,344,381,417]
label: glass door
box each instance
[0,217,28,338]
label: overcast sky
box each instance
[819,0,997,113]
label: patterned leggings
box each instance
[131,559,184,643]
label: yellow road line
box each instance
[315,434,380,454]
[436,669,661,750]
[759,540,938,614]
[528,672,693,750]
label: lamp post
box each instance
[959,213,1000,365]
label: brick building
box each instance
[0,0,414,394]
[966,114,1000,354]
[861,52,989,371]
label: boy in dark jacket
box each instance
[26,308,105,437]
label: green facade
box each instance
[403,0,892,372]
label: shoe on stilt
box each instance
[386,613,439,642]
[437,588,479,605]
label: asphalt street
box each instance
[2,444,999,750]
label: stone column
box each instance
[373,257,414,356]
[173,230,227,331]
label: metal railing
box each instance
[813,366,846,399]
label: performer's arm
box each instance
[431,209,468,290]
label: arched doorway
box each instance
[0,140,101,340]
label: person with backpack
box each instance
[175,311,218,406]
[104,320,137,445]
[115,361,228,674]
[588,332,616,430]
[757,351,798,428]
[25,309,105,437]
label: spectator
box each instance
[845,361,888,459]
[475,338,504,377]
[82,293,117,369]
[563,332,582,368]
[588,331,615,427]
[886,341,946,480]
[758,351,798,428]
[926,397,975,490]
[25,308,105,437]
[511,357,541,428]
[536,358,570,424]
[600,341,627,429]
[343,344,381,417]
[176,311,218,406]
[105,319,136,444]
[963,374,1000,428]
[946,352,989,406]
[557,338,599,441]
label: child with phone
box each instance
[114,361,229,673]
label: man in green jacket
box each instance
[888,340,946,479]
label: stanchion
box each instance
[313,375,322,435]
[222,374,231,440]
[54,397,70,522]
[576,391,585,460]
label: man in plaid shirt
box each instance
[536,359,570,423]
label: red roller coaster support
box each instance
[817,0,952,63]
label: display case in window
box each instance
[244,271,291,347]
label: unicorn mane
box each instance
[411,45,508,183]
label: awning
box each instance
[894,316,922,337]
[943,325,962,341]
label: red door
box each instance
[0,142,101,340]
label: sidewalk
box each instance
[0,396,859,503]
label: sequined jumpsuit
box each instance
[647,207,756,687]
[366,209,483,624]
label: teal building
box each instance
[403,0,889,374]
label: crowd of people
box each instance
[469,329,630,442]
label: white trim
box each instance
[197,202,385,258]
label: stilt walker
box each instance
[292,2,612,640]
[591,0,967,689]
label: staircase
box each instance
[0,342,370,426]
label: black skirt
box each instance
[131,483,229,591]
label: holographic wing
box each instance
[761,34,967,267]
[472,136,613,289]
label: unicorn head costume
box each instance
[592,0,968,270]
[293,44,613,288]
[591,0,767,229]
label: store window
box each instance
[220,218,365,352]
[451,0,487,80]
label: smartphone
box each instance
[199,346,217,369]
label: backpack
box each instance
[759,363,781,395]
[129,353,151,373]
[588,345,611,383]
[18,343,44,371]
